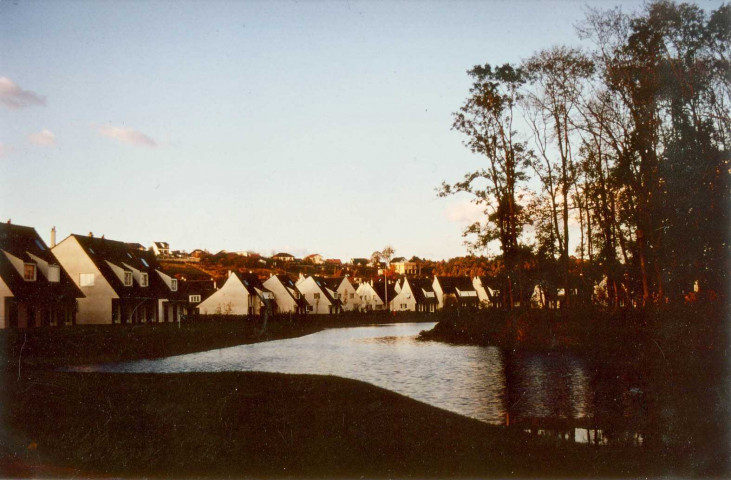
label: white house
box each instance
[355,281,386,311]
[432,276,480,310]
[304,254,324,265]
[263,274,308,314]
[197,271,274,316]
[272,252,295,263]
[389,277,438,312]
[151,242,170,257]
[391,258,417,275]
[0,223,83,328]
[323,277,361,312]
[295,274,342,314]
[53,234,170,324]
[472,276,502,308]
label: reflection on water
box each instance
[80,322,649,446]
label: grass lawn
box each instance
[1,370,662,479]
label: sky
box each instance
[1,0,722,260]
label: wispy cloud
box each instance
[28,129,56,146]
[0,77,46,109]
[445,201,484,224]
[97,125,157,148]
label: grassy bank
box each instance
[418,303,727,356]
[2,370,663,478]
[0,311,439,370]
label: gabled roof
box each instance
[0,223,83,302]
[154,242,169,249]
[391,257,407,263]
[310,275,341,306]
[272,252,294,258]
[476,276,501,299]
[373,280,398,304]
[435,276,476,295]
[323,277,344,291]
[270,274,308,307]
[234,272,274,301]
[407,277,438,305]
[71,234,169,299]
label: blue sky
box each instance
[1,0,718,260]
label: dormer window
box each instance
[23,263,37,281]
[171,279,178,291]
[140,273,149,287]
[48,265,61,282]
[189,294,201,303]
[124,271,133,286]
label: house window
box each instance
[350,293,354,299]
[313,293,320,300]
[80,273,95,286]
[171,279,178,291]
[189,294,201,303]
[140,273,149,287]
[23,263,37,281]
[124,271,133,286]
[48,265,61,282]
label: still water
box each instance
[86,322,647,445]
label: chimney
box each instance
[50,226,56,248]
[88,232,94,237]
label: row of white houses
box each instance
[197,270,504,316]
[0,221,506,328]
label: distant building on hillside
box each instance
[391,258,417,275]
[272,252,295,262]
[151,242,170,257]
[304,254,324,265]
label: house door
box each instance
[5,298,18,328]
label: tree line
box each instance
[440,1,729,308]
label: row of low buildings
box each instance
[0,222,506,329]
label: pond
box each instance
[84,322,650,446]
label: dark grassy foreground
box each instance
[0,311,438,370]
[2,370,662,479]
